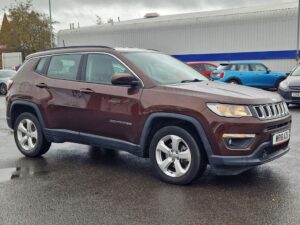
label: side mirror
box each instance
[111,73,141,87]
[286,72,290,76]
[266,69,271,74]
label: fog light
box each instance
[222,134,256,150]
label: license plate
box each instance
[292,92,300,97]
[272,130,290,146]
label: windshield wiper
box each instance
[181,79,202,83]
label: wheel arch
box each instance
[225,77,242,84]
[139,113,213,161]
[9,100,46,129]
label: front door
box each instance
[75,53,143,144]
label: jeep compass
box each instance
[6,46,291,184]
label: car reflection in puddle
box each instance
[0,165,49,183]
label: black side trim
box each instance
[44,129,142,157]
[139,112,213,160]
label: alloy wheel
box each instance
[155,135,192,178]
[17,119,38,151]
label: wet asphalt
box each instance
[0,96,299,225]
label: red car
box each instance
[187,62,217,78]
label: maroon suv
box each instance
[6,46,291,184]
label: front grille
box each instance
[289,86,300,90]
[253,102,289,120]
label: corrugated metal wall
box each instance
[57,5,299,71]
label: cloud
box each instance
[0,0,295,31]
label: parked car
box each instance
[6,46,291,185]
[187,62,217,78]
[0,69,16,95]
[278,65,300,105]
[211,62,287,88]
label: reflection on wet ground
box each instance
[0,97,300,225]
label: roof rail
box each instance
[43,45,114,51]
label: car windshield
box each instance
[123,52,208,84]
[0,70,16,78]
[291,66,300,76]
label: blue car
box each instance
[211,62,287,88]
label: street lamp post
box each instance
[49,0,53,48]
[297,0,300,63]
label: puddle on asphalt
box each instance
[0,167,49,183]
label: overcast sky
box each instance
[0,0,297,31]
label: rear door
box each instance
[34,54,87,131]
[235,64,253,85]
[75,53,143,144]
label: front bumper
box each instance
[278,88,300,104]
[210,141,289,175]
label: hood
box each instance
[159,81,282,105]
[285,76,300,87]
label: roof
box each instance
[26,46,156,59]
[221,62,263,65]
[59,2,298,32]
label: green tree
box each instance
[0,13,11,45]
[2,0,54,57]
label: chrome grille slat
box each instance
[253,102,289,120]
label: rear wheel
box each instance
[0,83,7,95]
[14,113,51,157]
[149,126,207,185]
[227,79,240,84]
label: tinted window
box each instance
[237,64,250,71]
[35,57,47,74]
[217,64,231,70]
[205,64,217,71]
[192,64,205,71]
[124,52,207,85]
[251,64,267,72]
[47,55,81,80]
[85,54,132,84]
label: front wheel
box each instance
[14,113,51,157]
[0,83,7,95]
[149,126,207,185]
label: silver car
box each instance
[0,69,16,95]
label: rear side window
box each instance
[191,64,205,71]
[47,54,81,80]
[35,57,47,74]
[237,64,250,71]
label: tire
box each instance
[14,112,51,157]
[0,83,7,95]
[149,126,207,185]
[227,79,240,84]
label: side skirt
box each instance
[43,128,144,157]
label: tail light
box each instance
[7,80,14,91]
[220,72,225,79]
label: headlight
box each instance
[279,81,288,90]
[207,103,252,118]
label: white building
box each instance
[57,2,299,71]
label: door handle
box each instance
[79,88,95,94]
[36,83,48,88]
